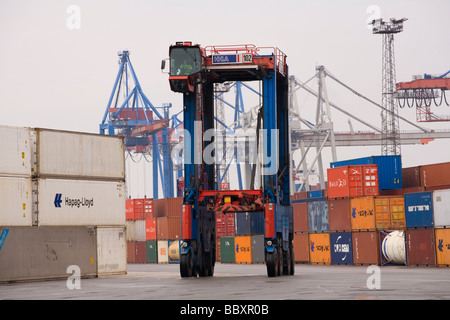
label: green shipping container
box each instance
[146,240,158,263]
[220,236,235,263]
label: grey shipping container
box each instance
[308,200,329,233]
[251,235,265,264]
[0,226,97,283]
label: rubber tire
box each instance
[180,250,193,278]
[266,249,279,277]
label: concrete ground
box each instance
[1,263,449,300]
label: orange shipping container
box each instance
[374,196,405,230]
[350,197,376,231]
[126,199,144,220]
[235,236,252,264]
[435,229,450,267]
[327,165,379,200]
[309,233,331,265]
[145,218,157,240]
[293,233,309,263]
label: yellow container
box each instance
[350,197,376,231]
[374,196,405,230]
[235,236,252,264]
[309,233,331,265]
[435,229,450,267]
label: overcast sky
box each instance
[0,0,448,196]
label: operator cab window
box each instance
[170,47,201,76]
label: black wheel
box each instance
[266,249,279,277]
[289,245,295,276]
[180,250,193,278]
[282,248,291,276]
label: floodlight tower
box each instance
[371,17,407,156]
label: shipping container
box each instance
[125,221,135,242]
[406,228,436,266]
[127,242,136,263]
[350,197,376,231]
[435,229,450,267]
[293,203,309,233]
[0,177,32,226]
[134,241,146,263]
[96,226,127,275]
[0,125,32,177]
[404,192,434,228]
[143,198,154,219]
[156,216,182,240]
[330,232,353,265]
[352,231,380,265]
[251,235,265,264]
[35,178,125,226]
[308,200,328,233]
[216,212,235,238]
[328,198,351,232]
[0,226,97,283]
[420,162,450,188]
[235,236,252,264]
[235,212,251,236]
[309,233,331,264]
[309,190,325,198]
[331,155,402,190]
[374,196,405,230]
[153,197,183,218]
[157,240,169,263]
[327,165,379,199]
[402,167,421,188]
[380,230,406,265]
[126,199,144,220]
[251,212,265,235]
[433,189,450,228]
[134,220,146,242]
[146,240,158,263]
[220,236,235,263]
[31,128,125,181]
[293,233,309,263]
[145,218,157,240]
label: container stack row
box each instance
[0,125,127,283]
[125,197,183,264]
[291,156,450,267]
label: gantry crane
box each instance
[164,42,293,277]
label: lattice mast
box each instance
[371,18,407,156]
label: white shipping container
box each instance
[134,220,146,241]
[36,178,125,226]
[0,125,31,176]
[33,129,125,180]
[433,189,450,228]
[96,227,127,275]
[125,220,136,241]
[157,240,169,264]
[0,177,32,226]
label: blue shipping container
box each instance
[308,200,329,233]
[330,155,402,190]
[309,190,325,198]
[330,232,353,265]
[250,212,265,235]
[404,192,434,228]
[235,212,250,236]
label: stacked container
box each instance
[0,126,127,282]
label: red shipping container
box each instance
[352,231,380,265]
[156,216,182,240]
[293,233,309,263]
[143,198,154,219]
[406,228,436,266]
[135,241,146,263]
[216,212,235,238]
[127,242,136,263]
[126,199,145,220]
[327,165,379,199]
[145,218,157,240]
[293,203,308,233]
[328,198,352,232]
[154,197,183,218]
